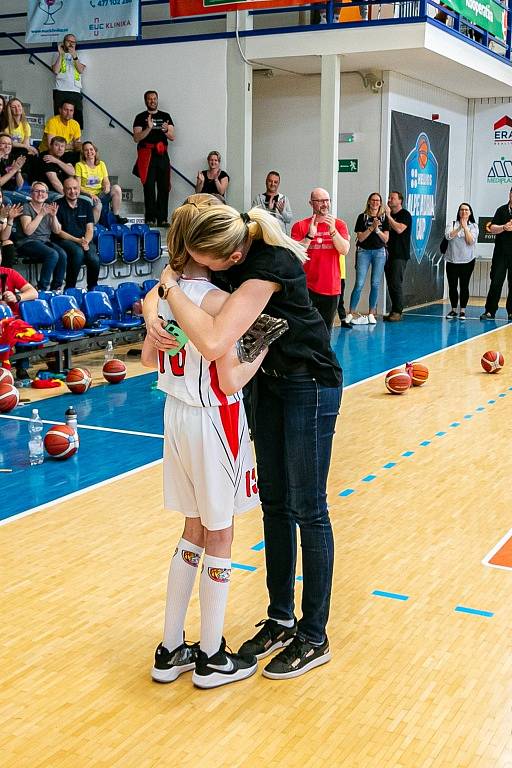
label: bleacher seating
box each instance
[83,291,117,331]
[50,294,104,337]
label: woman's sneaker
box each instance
[192,638,258,689]
[262,635,331,680]
[237,618,297,660]
[151,639,199,683]
[351,315,369,325]
[368,313,377,324]
[446,310,457,319]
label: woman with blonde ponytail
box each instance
[148,203,343,682]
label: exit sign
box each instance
[338,159,358,173]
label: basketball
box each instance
[66,367,92,394]
[418,137,429,168]
[385,368,411,394]
[43,424,79,459]
[0,382,19,412]
[62,308,86,330]
[481,350,504,373]
[103,358,127,384]
[405,361,429,386]
[0,368,14,386]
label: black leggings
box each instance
[445,259,475,309]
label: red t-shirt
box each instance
[0,267,28,317]
[291,217,349,295]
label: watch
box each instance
[158,280,178,299]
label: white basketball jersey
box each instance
[157,278,242,407]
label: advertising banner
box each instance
[26,0,140,44]
[441,0,506,41]
[389,111,450,307]
[170,0,322,17]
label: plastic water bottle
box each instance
[104,340,114,362]
[28,409,44,466]
[65,405,78,435]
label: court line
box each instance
[0,458,163,528]
[0,414,163,439]
[454,606,494,618]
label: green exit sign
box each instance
[338,159,358,173]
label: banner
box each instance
[170,0,322,17]
[389,111,450,307]
[440,0,506,41]
[25,0,140,44]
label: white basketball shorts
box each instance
[162,395,260,530]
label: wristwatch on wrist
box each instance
[158,280,178,299]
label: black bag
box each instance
[440,237,448,255]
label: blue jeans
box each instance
[17,239,67,291]
[349,247,387,312]
[253,372,342,644]
[59,240,99,289]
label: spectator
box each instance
[36,136,75,200]
[0,134,27,205]
[51,34,85,129]
[4,99,39,159]
[346,192,389,325]
[384,190,412,322]
[39,102,81,165]
[291,187,350,331]
[195,151,229,199]
[132,90,174,227]
[17,181,67,291]
[56,176,99,290]
[480,189,512,321]
[252,171,292,232]
[75,141,127,224]
[0,188,23,268]
[0,95,6,131]
[444,203,478,320]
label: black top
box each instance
[200,170,229,195]
[35,158,71,189]
[355,212,389,250]
[56,198,94,238]
[133,110,173,148]
[226,239,342,387]
[0,157,19,191]
[491,203,512,255]
[387,208,412,261]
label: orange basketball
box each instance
[418,138,429,169]
[102,358,127,384]
[0,368,14,387]
[481,350,504,373]
[405,361,429,386]
[62,308,86,330]
[0,382,19,412]
[43,424,79,459]
[66,367,92,394]
[385,368,411,395]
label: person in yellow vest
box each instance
[51,34,85,129]
[39,103,81,166]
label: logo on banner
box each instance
[493,116,512,144]
[487,157,512,184]
[405,133,437,264]
[39,0,64,26]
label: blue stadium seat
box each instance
[64,287,87,309]
[0,304,14,320]
[141,279,158,296]
[19,299,81,343]
[83,290,117,330]
[38,290,56,303]
[93,284,116,301]
[49,295,89,339]
[115,282,144,329]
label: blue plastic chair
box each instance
[49,295,89,339]
[93,284,116,302]
[19,299,80,343]
[64,287,87,310]
[141,279,158,296]
[38,290,56,303]
[97,231,117,280]
[114,282,144,329]
[0,304,14,320]
[83,290,117,330]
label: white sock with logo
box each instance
[162,538,203,653]
[199,554,232,658]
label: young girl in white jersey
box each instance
[142,194,266,689]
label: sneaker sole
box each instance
[151,662,195,683]
[192,662,258,689]
[262,651,332,680]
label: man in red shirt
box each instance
[0,247,38,316]
[291,188,350,331]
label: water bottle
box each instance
[28,409,44,466]
[65,405,78,435]
[104,340,114,362]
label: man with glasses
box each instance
[51,34,85,129]
[291,188,350,331]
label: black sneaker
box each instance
[339,320,353,330]
[192,638,257,689]
[480,311,495,320]
[445,310,457,319]
[115,215,129,224]
[151,640,199,683]
[238,618,297,660]
[262,635,331,680]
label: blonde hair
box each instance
[6,99,28,135]
[184,205,307,264]
[31,181,49,192]
[364,192,385,218]
[167,193,223,272]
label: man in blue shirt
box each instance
[56,176,98,289]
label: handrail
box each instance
[3,34,195,189]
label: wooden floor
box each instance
[3,320,512,767]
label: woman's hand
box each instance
[160,263,181,283]
[145,315,181,352]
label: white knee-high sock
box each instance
[162,538,203,652]
[199,554,232,657]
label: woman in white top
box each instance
[444,202,479,320]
